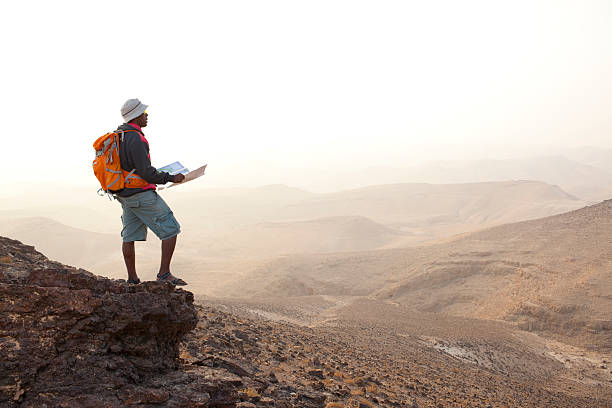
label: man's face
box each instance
[133,111,148,128]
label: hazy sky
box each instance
[1,0,611,193]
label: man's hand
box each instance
[172,174,186,183]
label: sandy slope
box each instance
[225,200,612,350]
[191,299,611,407]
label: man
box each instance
[114,98,187,286]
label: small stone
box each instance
[308,369,325,379]
[234,329,250,341]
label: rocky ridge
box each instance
[0,237,204,407]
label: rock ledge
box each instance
[0,236,198,406]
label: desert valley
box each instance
[1,155,612,407]
[3,1,612,406]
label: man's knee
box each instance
[122,241,135,255]
[162,235,177,243]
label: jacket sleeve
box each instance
[124,136,173,184]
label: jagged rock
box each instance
[0,236,198,406]
[213,357,253,378]
[297,391,327,404]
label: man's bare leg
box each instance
[158,235,177,277]
[122,241,138,281]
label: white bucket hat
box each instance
[121,98,148,122]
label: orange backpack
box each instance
[92,130,148,195]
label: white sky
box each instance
[1,0,611,193]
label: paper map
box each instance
[158,163,207,191]
[157,161,190,175]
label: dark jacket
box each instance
[115,123,173,197]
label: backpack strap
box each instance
[116,129,140,141]
[116,128,150,187]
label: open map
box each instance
[158,161,190,175]
[158,163,207,190]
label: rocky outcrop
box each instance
[0,236,198,406]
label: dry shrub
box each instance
[350,388,364,396]
[365,383,378,393]
[0,256,12,264]
[325,403,344,408]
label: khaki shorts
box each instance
[116,190,181,242]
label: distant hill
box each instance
[317,156,612,201]
[1,180,589,286]
[413,156,612,202]
[158,180,587,248]
[0,217,120,271]
[558,146,612,174]
[0,205,119,234]
[207,216,408,257]
[274,180,583,228]
[227,201,612,349]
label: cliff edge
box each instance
[0,236,198,406]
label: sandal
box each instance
[156,272,187,286]
[127,278,141,284]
